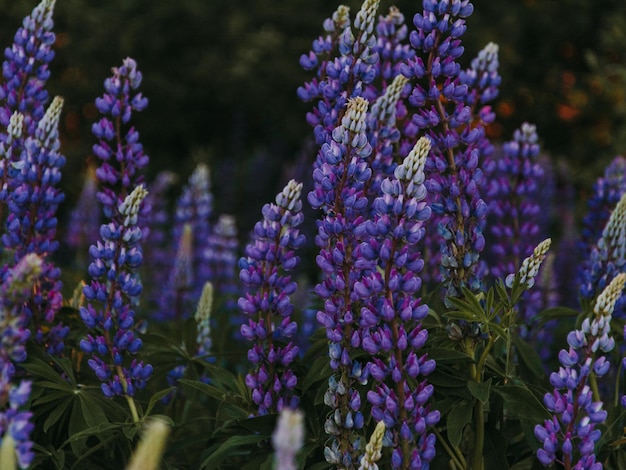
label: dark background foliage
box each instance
[1,0,626,236]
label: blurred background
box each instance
[1,0,626,239]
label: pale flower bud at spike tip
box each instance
[272,408,304,470]
[358,420,385,470]
[195,281,214,324]
[594,273,626,317]
[600,192,626,263]
[395,136,431,184]
[276,180,303,212]
[344,97,369,134]
[0,433,18,470]
[126,418,171,470]
[354,0,380,38]
[371,74,409,125]
[7,112,24,140]
[119,185,148,227]
[510,238,551,289]
[36,96,64,147]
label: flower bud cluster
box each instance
[79,186,153,398]
[535,273,626,468]
[238,180,305,415]
[357,138,439,468]
[92,57,149,219]
[0,0,56,135]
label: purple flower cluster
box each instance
[92,57,149,219]
[535,273,626,469]
[401,0,489,299]
[357,137,439,469]
[309,96,374,466]
[0,253,45,469]
[204,214,239,312]
[2,97,67,354]
[158,164,213,320]
[238,180,305,415]
[0,0,55,135]
[79,186,153,398]
[485,123,542,279]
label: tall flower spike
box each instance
[160,163,213,320]
[2,96,66,354]
[92,57,149,219]
[79,185,152,404]
[309,97,374,468]
[402,0,488,300]
[195,282,213,359]
[204,214,239,313]
[65,164,101,259]
[239,179,305,415]
[579,192,626,317]
[535,273,625,469]
[357,137,439,469]
[272,408,304,470]
[0,0,56,133]
[0,254,44,470]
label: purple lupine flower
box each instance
[66,164,101,257]
[310,96,374,467]
[534,273,626,469]
[159,223,193,322]
[159,164,213,320]
[357,137,440,469]
[374,6,414,87]
[92,57,149,219]
[239,180,304,415]
[486,123,542,280]
[401,0,488,299]
[578,156,626,291]
[204,214,239,311]
[0,113,24,219]
[2,97,66,354]
[298,0,380,155]
[0,0,56,134]
[579,192,626,311]
[79,185,153,399]
[0,254,44,470]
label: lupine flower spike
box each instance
[79,186,152,418]
[534,272,626,469]
[0,0,56,134]
[272,408,305,470]
[357,137,439,469]
[0,253,45,470]
[239,179,305,415]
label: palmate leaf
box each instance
[446,398,474,448]
[492,384,550,421]
[178,378,249,419]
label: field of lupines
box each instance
[2,0,626,469]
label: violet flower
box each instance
[79,186,152,404]
[2,97,67,354]
[534,273,626,469]
[309,96,374,467]
[0,253,45,470]
[0,0,56,135]
[92,57,149,219]
[204,214,239,312]
[159,164,213,320]
[238,180,305,415]
[356,137,440,469]
[401,0,488,299]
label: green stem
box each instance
[434,428,466,470]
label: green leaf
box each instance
[446,399,474,448]
[492,385,550,421]
[513,334,546,380]
[200,434,269,468]
[445,309,482,322]
[145,387,177,416]
[43,396,74,433]
[78,393,110,428]
[537,306,579,323]
[426,348,473,363]
[484,426,510,470]
[301,356,332,395]
[467,378,491,404]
